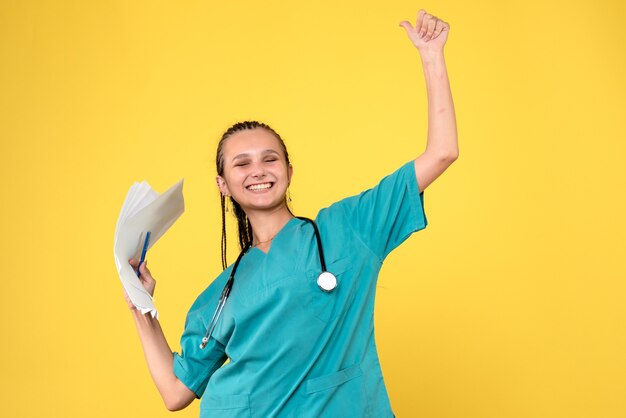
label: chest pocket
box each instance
[304,256,353,324]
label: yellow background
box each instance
[1,0,625,417]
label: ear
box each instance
[216,175,230,196]
[288,164,294,185]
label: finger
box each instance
[139,261,156,283]
[432,20,447,39]
[139,260,149,275]
[424,16,438,40]
[416,10,426,35]
[419,13,432,38]
[399,20,414,32]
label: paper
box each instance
[113,179,185,318]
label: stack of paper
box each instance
[114,179,185,318]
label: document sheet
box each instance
[113,179,184,318]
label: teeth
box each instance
[248,183,272,191]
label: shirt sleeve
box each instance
[172,290,228,398]
[335,161,427,262]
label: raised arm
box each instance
[400,9,458,193]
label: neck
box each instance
[246,205,294,246]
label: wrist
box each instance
[418,49,445,65]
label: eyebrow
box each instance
[232,149,280,161]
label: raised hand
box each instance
[400,9,450,54]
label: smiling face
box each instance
[216,128,293,214]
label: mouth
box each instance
[246,182,274,192]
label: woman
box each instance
[126,9,457,417]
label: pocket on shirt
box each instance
[200,393,250,418]
[305,256,353,323]
[305,363,363,394]
[300,364,369,416]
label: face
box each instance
[216,128,293,213]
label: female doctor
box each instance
[126,9,457,417]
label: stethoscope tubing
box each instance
[297,216,327,272]
[200,216,332,349]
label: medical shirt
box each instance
[173,161,427,417]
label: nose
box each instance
[249,161,267,179]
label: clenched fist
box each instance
[400,9,450,54]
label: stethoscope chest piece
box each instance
[317,271,337,292]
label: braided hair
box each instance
[216,121,291,270]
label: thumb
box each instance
[399,21,413,32]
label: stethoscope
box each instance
[200,216,337,349]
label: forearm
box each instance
[420,51,458,159]
[130,309,193,410]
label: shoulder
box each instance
[316,161,416,220]
[313,161,424,261]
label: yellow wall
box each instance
[1,1,625,417]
